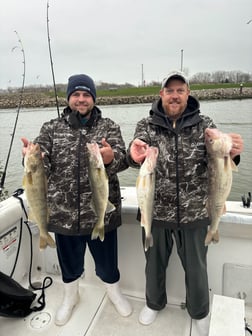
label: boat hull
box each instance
[0,187,252,304]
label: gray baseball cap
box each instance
[161,70,189,88]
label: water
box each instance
[0,99,251,201]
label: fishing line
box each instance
[46,0,60,118]
[0,31,25,196]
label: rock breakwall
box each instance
[0,87,252,109]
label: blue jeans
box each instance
[55,229,120,284]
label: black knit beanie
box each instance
[66,74,96,102]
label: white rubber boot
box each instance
[191,314,210,336]
[139,305,158,325]
[105,281,132,317]
[55,279,80,326]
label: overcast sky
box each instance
[1,0,252,89]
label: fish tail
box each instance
[39,233,56,249]
[144,233,154,252]
[91,225,105,242]
[204,230,220,246]
[46,233,56,248]
[212,230,219,244]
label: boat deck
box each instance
[0,274,192,336]
[1,274,252,336]
[1,188,252,335]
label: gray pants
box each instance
[143,225,209,319]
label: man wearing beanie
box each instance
[21,73,132,326]
[66,74,97,102]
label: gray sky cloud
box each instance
[1,0,251,89]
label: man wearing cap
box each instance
[21,74,132,326]
[127,70,243,335]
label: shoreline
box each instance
[0,87,252,109]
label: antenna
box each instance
[46,0,60,117]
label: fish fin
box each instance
[230,159,238,172]
[205,200,211,217]
[39,237,48,249]
[223,203,227,215]
[91,225,105,242]
[106,200,116,213]
[26,172,33,185]
[22,174,33,187]
[204,231,213,246]
[136,176,140,188]
[46,233,56,248]
[212,230,219,244]
[144,234,153,252]
[140,212,146,227]
[28,210,35,222]
[22,176,26,187]
[90,198,96,213]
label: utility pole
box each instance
[180,49,184,72]
[141,64,144,86]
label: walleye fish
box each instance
[23,142,55,249]
[87,142,115,241]
[136,146,159,251]
[204,128,238,245]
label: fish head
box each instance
[143,146,159,172]
[87,142,104,168]
[24,142,43,173]
[205,128,232,157]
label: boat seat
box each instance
[209,294,245,336]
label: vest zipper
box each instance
[77,132,82,232]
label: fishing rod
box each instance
[0,31,26,197]
[46,0,60,118]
